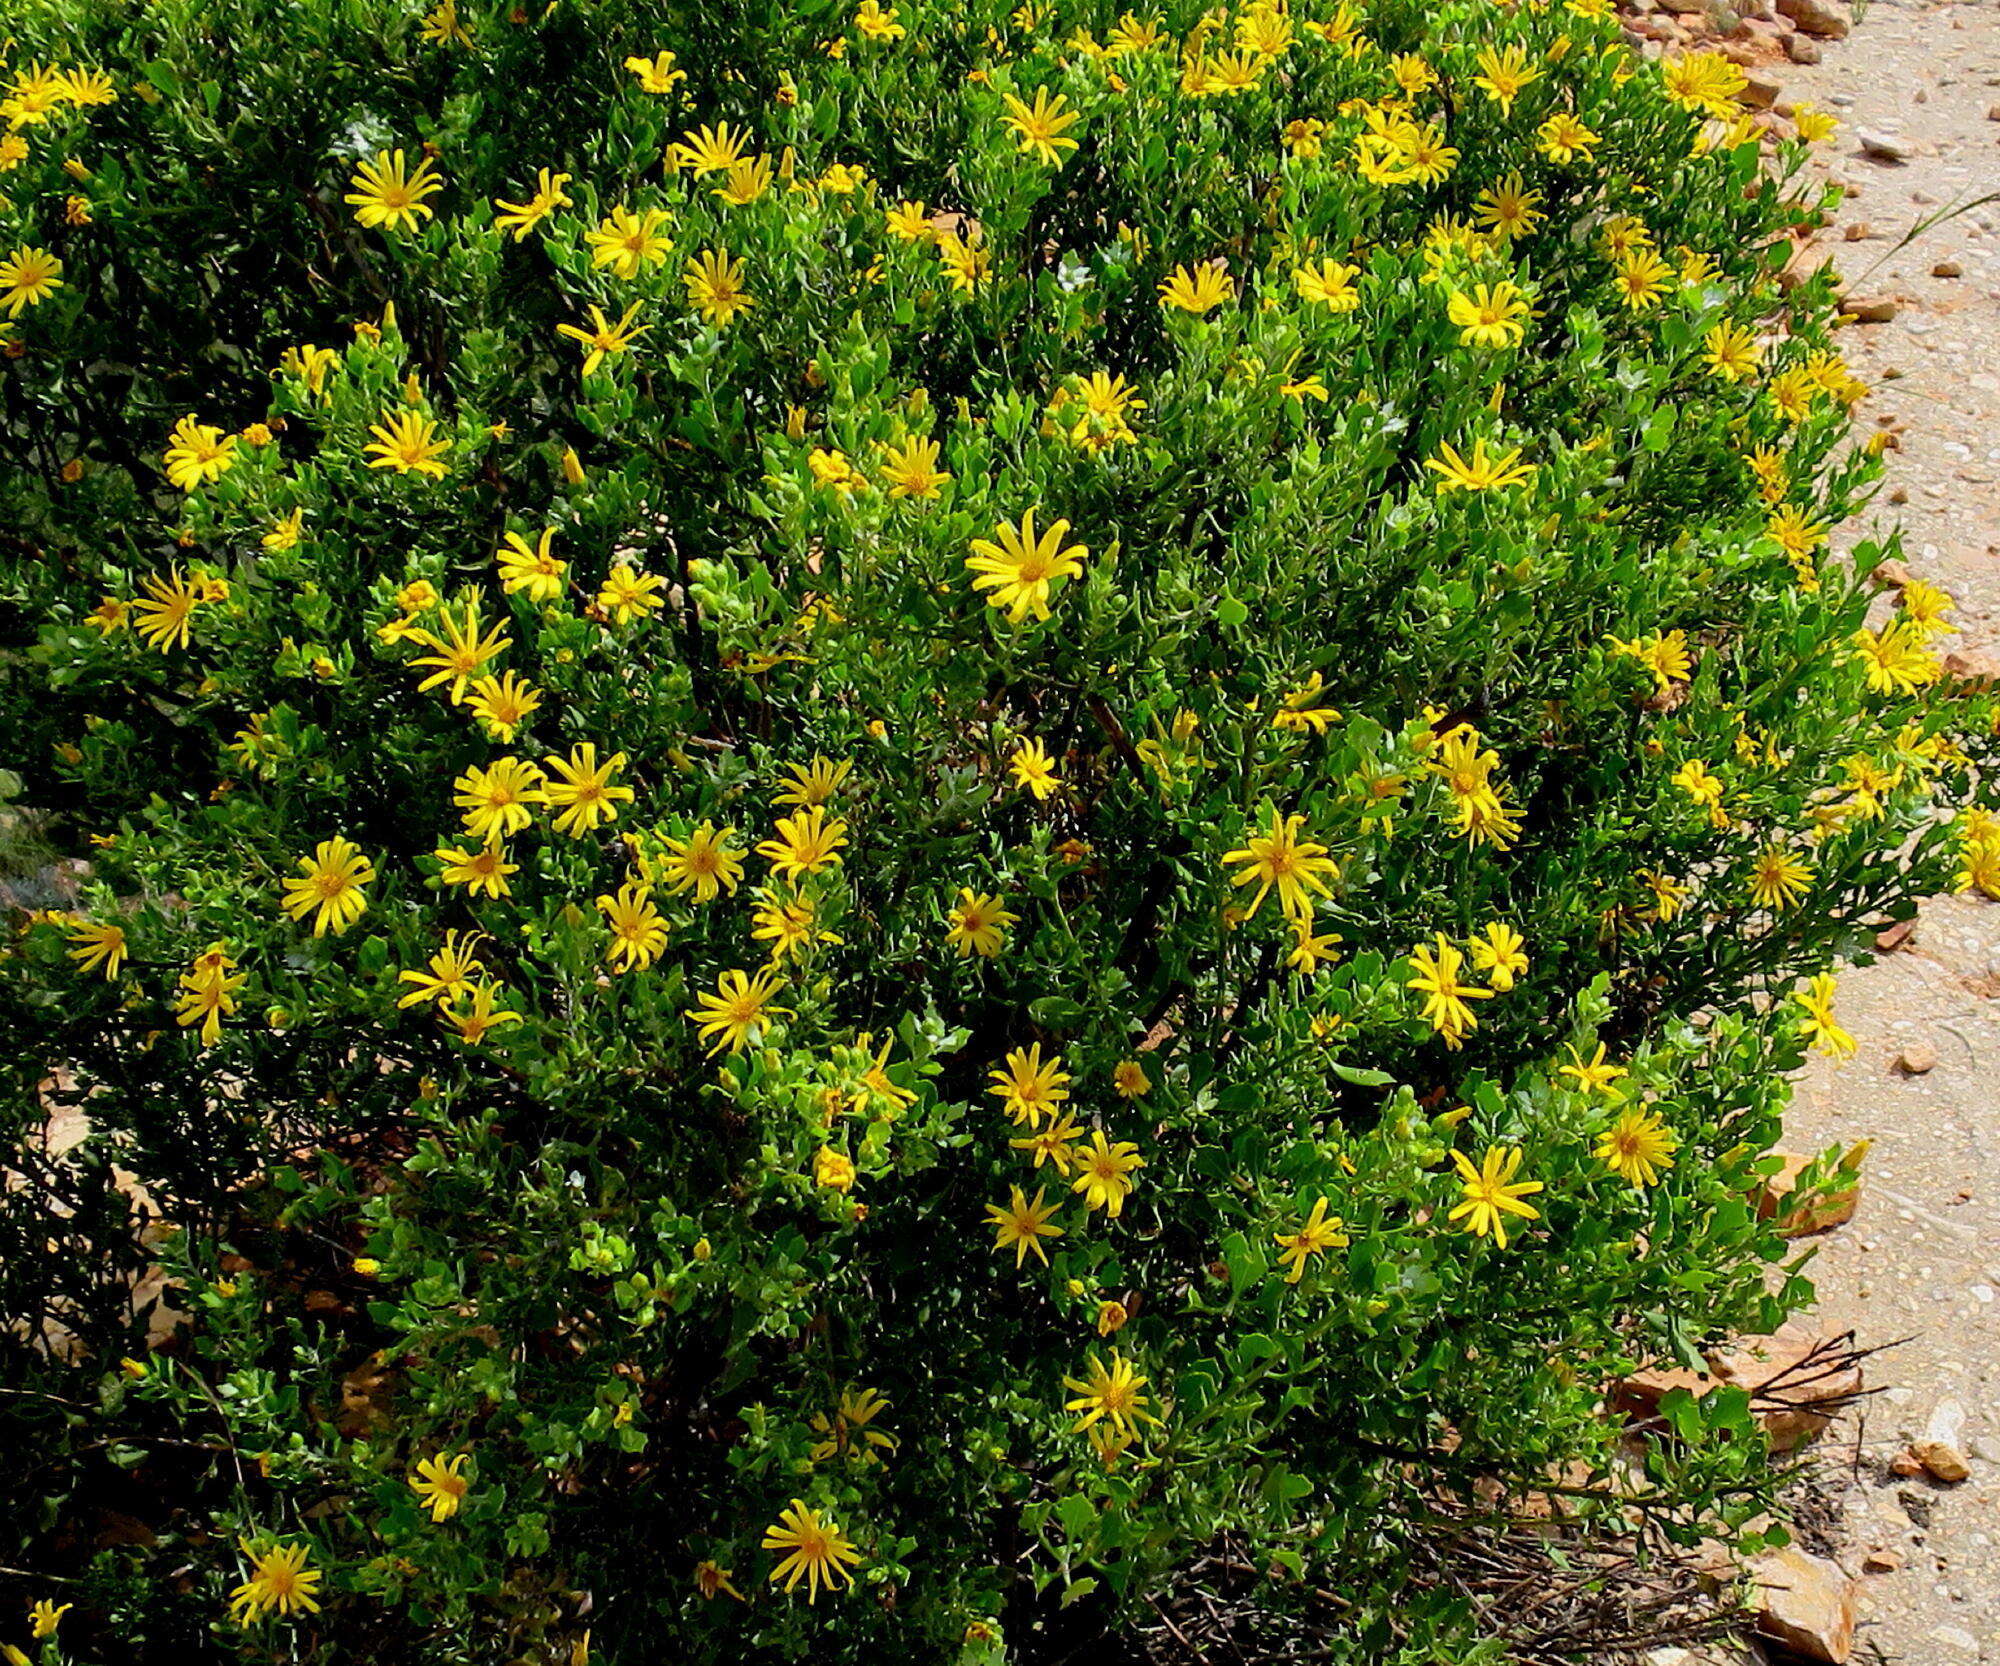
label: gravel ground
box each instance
[1776,0,2000,1659]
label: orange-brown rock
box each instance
[1613,1321,1862,1452]
[1752,1546,1858,1662]
[1755,1150,1861,1237]
[1710,1322,1864,1452]
[1944,647,2000,692]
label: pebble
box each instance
[1786,34,1822,63]
[1913,1440,1972,1483]
[1876,1495,1916,1532]
[1775,0,1849,37]
[1897,1041,1939,1074]
[1927,1625,1979,1657]
[1740,72,1782,111]
[1858,129,1914,162]
[1935,259,1965,278]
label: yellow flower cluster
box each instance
[1425,721,1521,850]
[1957,809,2000,901]
[979,1035,1158,1464]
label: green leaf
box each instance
[1056,1492,1097,1538]
[1236,1332,1279,1370]
[1220,1231,1268,1290]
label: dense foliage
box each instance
[3,0,1990,1661]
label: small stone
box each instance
[1786,32,1822,64]
[1874,1495,1915,1532]
[1753,1546,1859,1662]
[1861,1547,1903,1573]
[1944,648,2000,691]
[1775,0,1849,37]
[1610,1361,1715,1420]
[1929,1625,1980,1657]
[1895,1042,1937,1075]
[1890,1449,1926,1478]
[1911,1440,1971,1484]
[1988,103,2000,122]
[1933,259,1964,278]
[1872,924,1920,960]
[1842,221,1874,242]
[1739,72,1782,111]
[1842,296,1899,322]
[1753,1153,1862,1240]
[1857,129,1914,163]
[1868,558,1912,589]
[1711,1322,1863,1450]
[1889,486,1909,504]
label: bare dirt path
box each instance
[1778,1,2000,1660]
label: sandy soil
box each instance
[1778,1,2000,1659]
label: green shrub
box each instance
[1,1,1987,1661]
